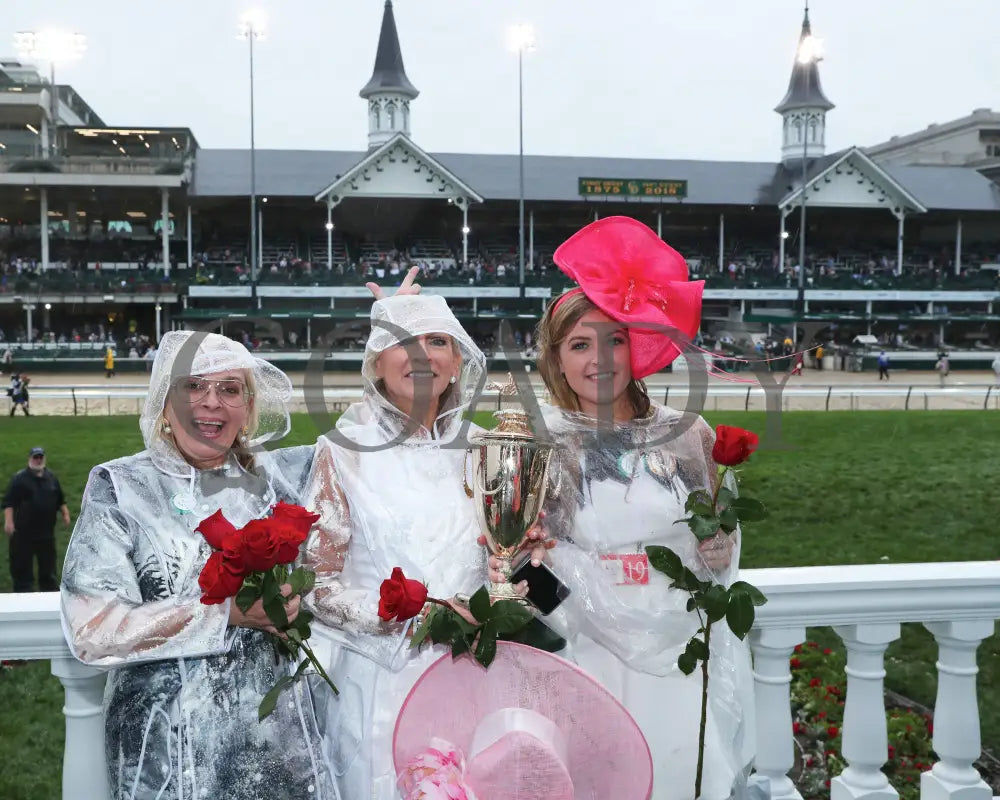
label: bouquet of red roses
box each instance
[196,501,338,720]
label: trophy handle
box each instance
[462,450,474,498]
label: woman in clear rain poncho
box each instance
[300,285,496,800]
[60,330,335,800]
[531,217,757,800]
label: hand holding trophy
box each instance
[466,376,557,601]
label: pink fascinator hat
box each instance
[393,641,653,800]
[552,215,704,379]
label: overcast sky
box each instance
[6,0,998,162]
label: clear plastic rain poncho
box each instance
[301,294,490,800]
[60,331,335,799]
[538,402,756,800]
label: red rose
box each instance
[378,567,428,622]
[792,722,803,734]
[199,552,245,605]
[817,711,827,719]
[233,519,282,572]
[271,521,309,564]
[794,644,803,653]
[790,657,802,669]
[197,509,238,551]
[271,502,320,537]
[888,746,896,759]
[711,425,759,467]
[809,677,822,687]
[827,726,839,738]
[823,648,832,655]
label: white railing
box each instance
[3,562,999,800]
[11,383,1000,416]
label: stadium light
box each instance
[508,23,536,299]
[237,11,266,306]
[14,30,87,158]
[794,29,823,346]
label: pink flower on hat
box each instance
[553,216,704,378]
[398,741,475,800]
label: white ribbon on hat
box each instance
[469,707,569,766]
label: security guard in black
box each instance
[3,447,70,592]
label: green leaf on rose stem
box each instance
[685,490,713,513]
[298,570,316,596]
[726,591,756,640]
[293,658,311,678]
[677,650,698,676]
[286,628,302,644]
[287,568,306,597]
[719,507,739,533]
[469,585,492,623]
[409,608,437,649]
[475,621,499,667]
[235,584,260,614]
[489,599,534,635]
[452,637,472,658]
[263,593,289,630]
[261,570,280,603]
[685,636,710,662]
[701,584,730,624]
[295,609,314,628]
[646,545,684,581]
[258,676,294,721]
[686,596,697,613]
[716,486,736,508]
[689,514,722,542]
[730,496,767,521]
[729,581,768,607]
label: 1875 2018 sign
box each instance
[578,177,688,198]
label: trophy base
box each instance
[488,581,529,605]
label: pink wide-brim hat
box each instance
[553,215,704,378]
[393,641,653,800]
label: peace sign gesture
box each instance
[366,266,422,300]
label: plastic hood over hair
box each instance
[140,330,292,449]
[353,294,487,440]
[553,216,704,378]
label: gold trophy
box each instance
[466,376,557,601]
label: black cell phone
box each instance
[510,553,571,615]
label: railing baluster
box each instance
[920,620,994,800]
[750,626,806,800]
[51,656,110,800]
[831,623,900,800]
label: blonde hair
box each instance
[535,291,650,419]
[153,369,259,471]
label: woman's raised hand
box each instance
[366,266,422,300]
[698,533,734,572]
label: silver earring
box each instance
[449,375,457,385]
[161,419,172,435]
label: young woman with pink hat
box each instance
[525,216,758,800]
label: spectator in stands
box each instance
[3,447,70,592]
[992,354,1000,387]
[935,352,950,387]
[7,374,29,416]
[104,346,115,378]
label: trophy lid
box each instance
[468,374,558,447]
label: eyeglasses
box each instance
[171,376,252,407]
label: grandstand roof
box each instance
[191,148,1000,212]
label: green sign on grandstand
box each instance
[578,177,688,198]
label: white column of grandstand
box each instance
[155,304,162,344]
[656,210,662,238]
[461,202,469,267]
[955,218,963,275]
[895,210,905,276]
[160,188,170,277]
[325,200,334,270]
[24,304,33,343]
[528,210,534,271]
[40,187,49,270]
[186,205,193,269]
[718,212,725,273]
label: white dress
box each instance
[542,405,756,800]
[303,398,485,800]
